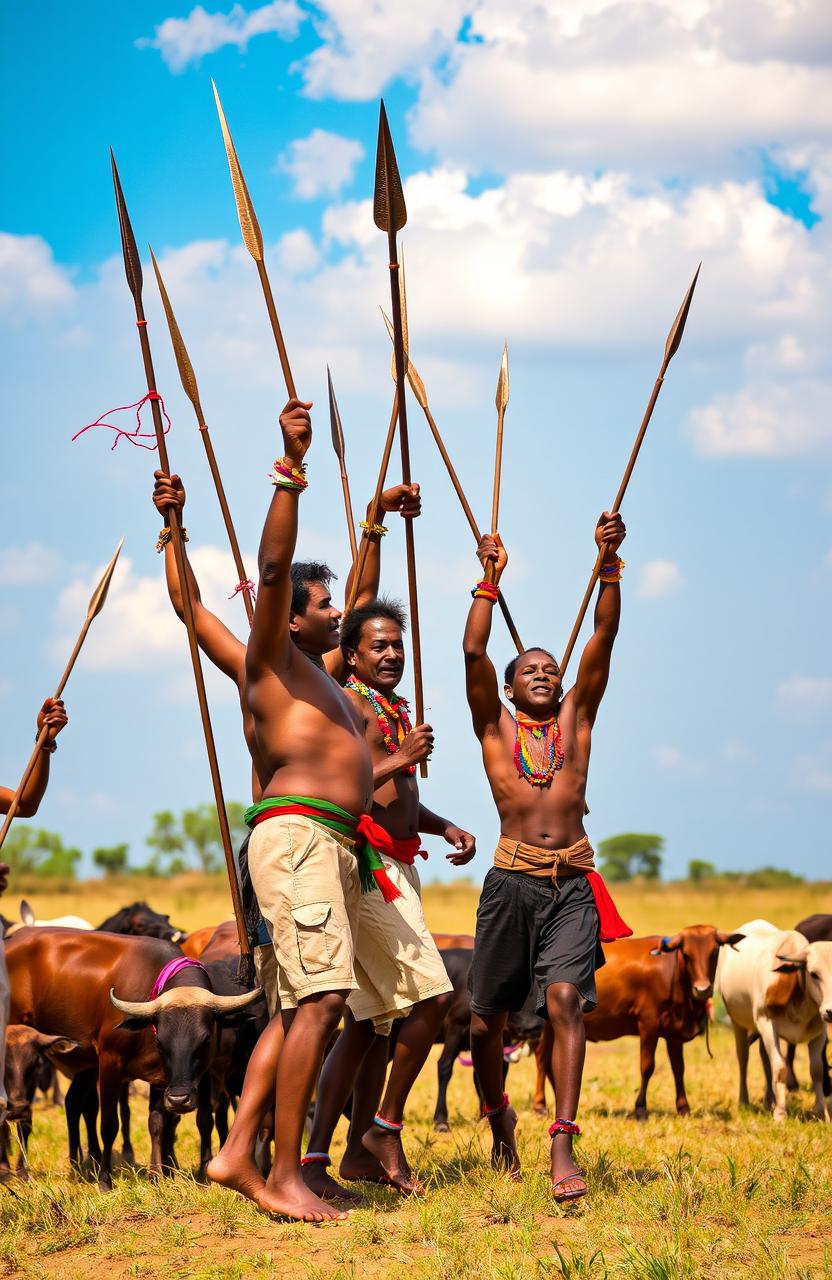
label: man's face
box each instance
[505,650,562,716]
[346,618,405,694]
[290,582,341,655]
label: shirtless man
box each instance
[0,698,69,820]
[300,597,474,1200]
[463,516,631,1204]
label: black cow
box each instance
[97,902,186,942]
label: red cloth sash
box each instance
[585,871,633,943]
[358,823,428,866]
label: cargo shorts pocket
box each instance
[291,902,333,975]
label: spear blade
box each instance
[381,307,428,408]
[110,150,143,306]
[373,100,407,234]
[327,364,347,466]
[149,246,203,418]
[212,79,264,263]
[664,263,700,366]
[496,341,509,412]
[86,537,124,625]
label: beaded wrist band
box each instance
[373,1113,404,1132]
[360,520,388,538]
[269,456,308,491]
[482,1092,510,1119]
[472,579,499,602]
[300,1152,331,1167]
[599,556,625,583]
[156,526,188,553]
[548,1118,581,1137]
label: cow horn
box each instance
[171,930,184,943]
[205,988,263,1014]
[109,989,163,1018]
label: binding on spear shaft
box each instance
[374,101,427,777]
[149,247,254,626]
[0,539,124,851]
[110,152,250,964]
[559,264,701,675]
[327,367,359,566]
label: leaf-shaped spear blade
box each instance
[212,81,296,400]
[0,538,124,850]
[490,342,510,540]
[374,101,407,234]
[149,245,254,625]
[111,149,142,307]
[560,264,701,675]
[327,366,359,565]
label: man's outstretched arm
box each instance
[572,511,626,727]
[463,536,507,740]
[152,472,245,684]
[246,399,313,678]
[0,699,68,818]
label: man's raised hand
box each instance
[280,399,313,467]
[399,723,434,768]
[443,824,476,866]
[153,471,186,518]
[380,483,421,520]
[37,698,68,743]
[476,533,508,583]
[595,511,626,554]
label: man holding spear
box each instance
[0,699,68,820]
[463,518,631,1204]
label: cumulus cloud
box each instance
[0,542,61,586]
[775,674,832,721]
[0,233,75,316]
[637,560,683,599]
[139,1,302,72]
[688,379,832,457]
[278,130,365,199]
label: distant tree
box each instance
[2,826,81,878]
[3,827,41,876]
[93,843,129,876]
[145,810,184,875]
[688,859,716,883]
[598,833,664,882]
[182,802,249,873]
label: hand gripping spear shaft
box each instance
[0,539,124,850]
[110,153,249,960]
[559,265,701,675]
[374,102,427,777]
[380,310,524,654]
[212,81,296,400]
[149,248,254,626]
[327,367,359,566]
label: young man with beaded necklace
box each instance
[299,597,475,1201]
[463,514,631,1204]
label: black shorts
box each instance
[470,867,604,1018]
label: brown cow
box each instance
[534,925,744,1119]
[5,928,260,1188]
[180,924,221,959]
[0,1027,80,1178]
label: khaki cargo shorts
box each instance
[349,857,453,1035]
[247,814,361,1009]
[253,944,279,1019]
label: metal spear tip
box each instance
[373,99,407,234]
[327,365,346,461]
[149,244,202,414]
[212,79,264,263]
[380,307,428,409]
[87,537,125,621]
[496,342,510,411]
[664,263,701,365]
[110,150,143,304]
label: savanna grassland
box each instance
[2,876,831,1280]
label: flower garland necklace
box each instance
[514,712,564,787]
[345,676,416,775]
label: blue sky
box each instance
[1,1,831,892]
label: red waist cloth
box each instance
[584,871,632,943]
[360,823,428,866]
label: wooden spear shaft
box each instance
[345,394,398,615]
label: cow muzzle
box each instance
[692,983,713,1001]
[164,1087,197,1114]
[821,1007,832,1024]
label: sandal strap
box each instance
[482,1092,510,1119]
[548,1117,581,1137]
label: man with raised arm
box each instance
[0,698,68,820]
[300,597,474,1201]
[463,517,631,1205]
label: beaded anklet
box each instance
[269,456,308,491]
[548,1118,581,1138]
[300,1151,331,1167]
[482,1093,511,1119]
[360,520,388,537]
[156,526,188,553]
[373,1113,404,1132]
[472,579,499,602]
[599,556,625,583]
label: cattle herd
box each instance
[0,903,829,1187]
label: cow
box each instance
[785,915,832,1093]
[5,928,261,1187]
[533,925,744,1120]
[717,918,832,1121]
[3,900,93,934]
[180,925,220,959]
[0,1027,81,1178]
[96,902,186,942]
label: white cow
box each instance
[3,899,94,936]
[717,918,832,1121]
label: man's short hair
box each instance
[290,561,336,615]
[340,596,407,656]
[504,647,560,686]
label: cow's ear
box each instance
[773,957,805,973]
[20,899,35,926]
[114,1016,152,1032]
[650,935,678,956]
[37,1036,79,1060]
[718,931,745,950]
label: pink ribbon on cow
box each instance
[148,956,207,1001]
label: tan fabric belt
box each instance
[493,834,596,882]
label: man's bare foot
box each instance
[257,1175,350,1222]
[302,1161,368,1205]
[550,1132,586,1203]
[488,1106,520,1176]
[339,1146,388,1184]
[361,1125,424,1195]
[206,1149,266,1203]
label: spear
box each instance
[149,248,254,626]
[110,151,249,960]
[344,394,399,615]
[491,343,510,537]
[212,80,296,400]
[327,367,359,567]
[559,264,701,675]
[380,309,524,653]
[374,102,426,776]
[0,539,124,851]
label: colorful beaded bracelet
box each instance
[360,519,388,537]
[269,456,308,491]
[599,556,625,582]
[472,579,499,602]
[156,526,188,553]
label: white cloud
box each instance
[688,379,832,458]
[791,745,832,791]
[139,1,303,72]
[637,560,683,599]
[278,130,365,199]
[776,674,832,722]
[0,542,61,586]
[0,233,75,316]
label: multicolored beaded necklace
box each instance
[345,676,416,776]
[514,712,564,787]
